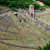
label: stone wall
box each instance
[0,10,14,31]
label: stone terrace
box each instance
[36,9,50,25]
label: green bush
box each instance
[40,6,46,10]
[41,0,50,6]
[37,41,50,50]
[37,46,42,50]
[11,7,17,11]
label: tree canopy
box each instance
[41,0,50,6]
[0,0,40,9]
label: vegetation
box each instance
[39,5,50,10]
[41,0,50,6]
[0,43,33,50]
[40,6,46,10]
[0,0,40,9]
[11,7,17,11]
[1,0,49,10]
[37,41,50,50]
[37,46,42,50]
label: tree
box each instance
[41,0,50,6]
[0,0,40,9]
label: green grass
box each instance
[40,5,50,10]
[8,26,19,33]
[0,6,9,13]
[0,29,48,46]
[42,5,50,8]
[2,40,47,46]
[0,31,22,40]
[9,14,39,39]
[26,21,50,39]
[0,43,33,50]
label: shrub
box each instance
[37,46,42,50]
[37,41,50,50]
[0,0,40,9]
[33,3,40,9]
[11,7,17,11]
[41,0,50,6]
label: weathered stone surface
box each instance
[13,5,50,35]
[29,5,35,22]
[0,10,14,31]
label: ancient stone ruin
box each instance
[29,5,35,22]
[0,5,50,35]
[0,9,14,32]
[17,5,50,35]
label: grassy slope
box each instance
[0,6,50,50]
[0,14,49,46]
[0,43,34,50]
[9,14,38,39]
[26,21,50,39]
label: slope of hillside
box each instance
[0,6,50,50]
